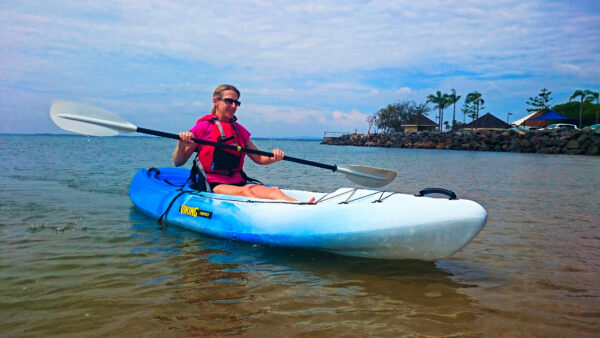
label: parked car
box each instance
[540,123,578,130]
[509,126,539,131]
[589,124,600,131]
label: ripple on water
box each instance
[1,136,599,336]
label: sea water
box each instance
[1,134,598,336]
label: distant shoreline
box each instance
[321,129,600,156]
[0,133,323,141]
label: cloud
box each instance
[332,110,369,130]
[242,104,329,126]
[229,104,370,137]
[396,87,413,95]
[1,0,599,134]
[555,62,600,80]
[4,0,597,77]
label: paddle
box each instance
[49,101,397,188]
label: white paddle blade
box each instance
[50,101,137,136]
[337,164,397,188]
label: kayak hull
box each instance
[129,167,487,260]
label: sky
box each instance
[1,0,599,137]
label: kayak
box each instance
[129,167,487,260]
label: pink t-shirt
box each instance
[190,119,251,184]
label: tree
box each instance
[376,104,402,133]
[446,89,461,129]
[570,89,593,127]
[366,114,377,134]
[375,101,430,133]
[461,101,478,123]
[464,91,485,127]
[461,104,469,123]
[426,91,449,131]
[586,91,599,124]
[552,101,595,126]
[526,88,553,113]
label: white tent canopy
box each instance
[512,112,539,126]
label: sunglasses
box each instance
[218,98,241,107]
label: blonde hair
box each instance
[210,84,241,115]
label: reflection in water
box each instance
[132,218,479,336]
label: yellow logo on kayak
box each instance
[179,204,212,219]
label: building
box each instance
[511,110,572,129]
[460,112,510,131]
[402,115,438,132]
[511,111,543,127]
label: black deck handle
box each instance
[416,188,458,200]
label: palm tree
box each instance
[446,89,461,129]
[461,105,468,123]
[570,89,592,127]
[426,91,449,131]
[586,91,599,124]
[465,91,485,128]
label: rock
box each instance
[566,140,579,149]
[520,139,531,148]
[321,130,598,155]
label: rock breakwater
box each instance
[322,128,600,155]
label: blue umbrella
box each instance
[530,111,569,120]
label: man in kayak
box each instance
[173,84,314,203]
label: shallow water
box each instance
[1,135,598,336]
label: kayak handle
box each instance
[416,188,457,200]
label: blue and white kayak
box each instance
[129,167,487,260]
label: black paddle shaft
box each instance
[136,127,338,171]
